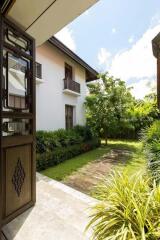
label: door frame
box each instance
[0,14,36,231]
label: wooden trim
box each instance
[2,135,33,148]
[2,201,34,226]
[3,17,35,41]
[31,36,36,204]
[0,0,15,15]
[65,105,74,129]
[152,32,160,58]
[1,231,7,240]
[157,58,160,109]
[0,16,36,233]
[0,12,4,234]
[4,42,33,61]
[2,112,33,119]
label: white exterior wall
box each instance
[36,42,87,131]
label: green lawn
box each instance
[108,140,146,174]
[41,140,146,181]
[41,145,110,181]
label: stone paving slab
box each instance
[2,174,97,240]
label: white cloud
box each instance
[109,24,159,82]
[98,48,111,65]
[112,28,116,34]
[128,36,134,43]
[96,23,160,98]
[84,10,90,15]
[55,27,76,52]
[150,13,160,27]
[129,79,156,99]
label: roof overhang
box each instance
[2,0,99,46]
[48,37,98,81]
[152,32,160,58]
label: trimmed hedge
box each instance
[36,139,100,171]
[36,126,100,171]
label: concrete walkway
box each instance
[2,173,97,240]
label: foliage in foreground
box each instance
[87,171,160,240]
[142,120,160,183]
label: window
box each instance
[36,62,42,79]
[65,105,73,129]
[65,63,73,81]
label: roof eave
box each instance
[48,36,99,82]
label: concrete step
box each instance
[36,173,97,205]
[3,174,97,240]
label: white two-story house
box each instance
[36,36,98,131]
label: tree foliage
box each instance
[85,73,159,141]
[85,72,134,143]
[129,93,159,138]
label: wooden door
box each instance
[65,63,73,81]
[65,105,73,129]
[0,16,36,231]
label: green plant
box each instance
[85,72,134,144]
[141,120,160,144]
[36,139,100,171]
[142,120,160,183]
[36,125,93,154]
[87,171,160,240]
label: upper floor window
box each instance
[65,63,73,81]
[36,62,42,79]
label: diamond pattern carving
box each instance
[12,158,25,197]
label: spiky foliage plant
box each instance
[87,171,160,240]
[141,120,160,183]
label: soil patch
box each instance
[63,148,131,194]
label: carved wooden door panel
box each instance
[0,16,36,229]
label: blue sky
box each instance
[55,0,160,99]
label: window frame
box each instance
[65,104,74,129]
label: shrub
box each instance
[87,171,160,240]
[141,120,160,144]
[73,125,93,141]
[36,126,91,154]
[36,139,100,171]
[142,120,160,183]
[36,126,100,171]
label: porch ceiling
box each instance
[6,0,99,46]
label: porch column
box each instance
[157,56,160,108]
[152,33,160,108]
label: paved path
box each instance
[2,173,97,240]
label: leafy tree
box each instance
[85,72,134,144]
[130,93,159,137]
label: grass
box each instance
[41,140,146,181]
[108,140,146,174]
[41,145,110,181]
